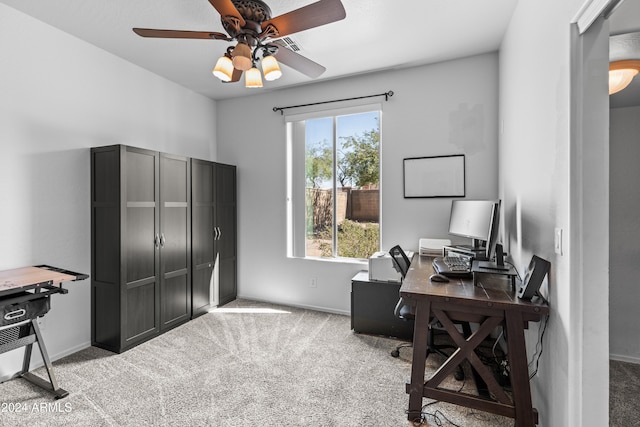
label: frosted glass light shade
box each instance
[609,60,640,95]
[212,55,233,81]
[231,43,252,71]
[261,55,282,81]
[245,67,263,88]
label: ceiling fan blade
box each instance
[133,28,230,40]
[274,41,326,78]
[262,0,346,38]
[208,0,245,26]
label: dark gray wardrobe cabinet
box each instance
[91,145,235,353]
[191,160,237,316]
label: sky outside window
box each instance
[305,111,379,189]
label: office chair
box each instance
[388,245,465,381]
[387,245,413,355]
[389,244,411,278]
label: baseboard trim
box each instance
[236,294,350,316]
[0,341,92,384]
[610,353,640,364]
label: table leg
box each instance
[407,299,431,422]
[505,310,535,426]
[20,319,68,399]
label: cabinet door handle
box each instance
[213,227,219,240]
[154,233,160,249]
[160,233,166,247]
[217,227,222,240]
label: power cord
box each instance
[504,258,550,380]
[505,260,521,281]
[491,328,505,363]
[418,409,463,426]
[408,378,467,426]
[528,313,549,379]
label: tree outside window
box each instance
[304,112,380,259]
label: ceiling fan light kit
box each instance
[609,60,640,95]
[133,0,346,89]
[213,54,234,81]
[230,42,253,71]
[261,55,282,81]
[245,66,263,88]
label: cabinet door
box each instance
[215,163,237,306]
[160,153,191,330]
[91,146,122,351]
[191,159,215,317]
[124,147,160,346]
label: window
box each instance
[287,105,381,260]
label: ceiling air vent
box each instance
[279,36,301,52]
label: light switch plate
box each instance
[554,228,563,255]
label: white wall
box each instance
[0,4,217,380]
[500,0,609,426]
[217,52,499,314]
[610,105,640,362]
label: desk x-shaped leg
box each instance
[425,309,511,406]
[417,307,537,426]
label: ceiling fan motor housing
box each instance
[223,0,272,42]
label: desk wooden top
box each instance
[400,255,549,316]
[0,266,77,294]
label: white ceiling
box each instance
[610,0,640,109]
[0,0,518,101]
[3,0,639,105]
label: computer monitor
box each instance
[448,199,501,262]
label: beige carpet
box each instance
[610,359,640,427]
[0,299,517,426]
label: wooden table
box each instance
[400,256,549,426]
[0,265,87,399]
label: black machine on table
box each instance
[0,265,88,399]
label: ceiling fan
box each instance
[133,0,346,87]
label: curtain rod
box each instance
[272,90,394,115]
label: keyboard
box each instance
[443,256,470,269]
[433,256,472,277]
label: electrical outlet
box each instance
[310,278,317,288]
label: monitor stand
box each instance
[476,261,509,271]
[476,244,509,271]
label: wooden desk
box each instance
[400,256,549,426]
[0,265,88,399]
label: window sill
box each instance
[291,256,368,266]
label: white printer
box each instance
[368,251,413,282]
[368,239,450,282]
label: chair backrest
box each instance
[389,245,410,279]
[393,297,413,320]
